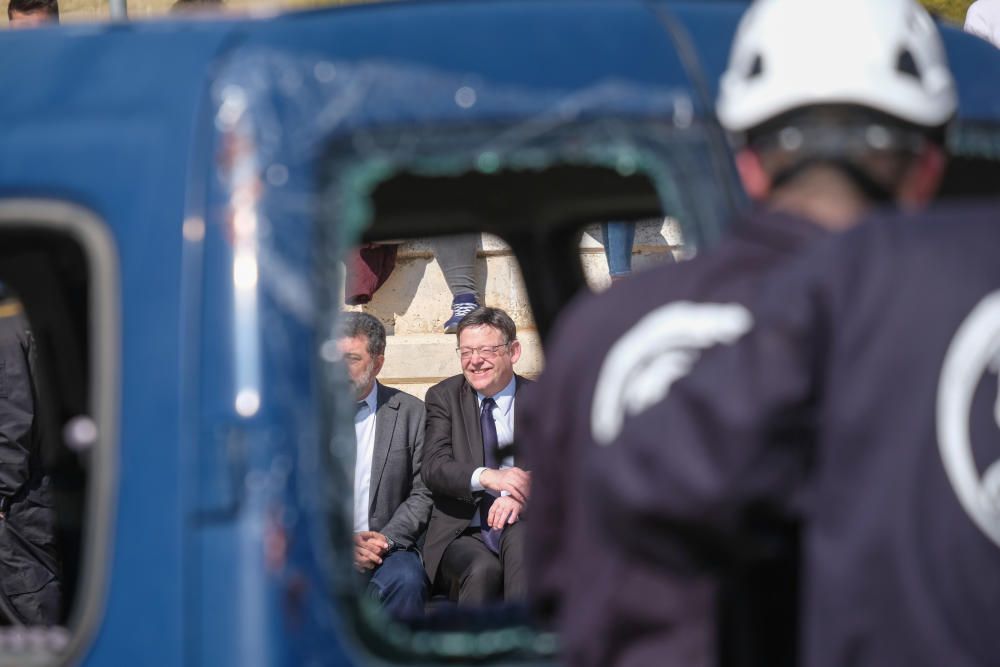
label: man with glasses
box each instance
[421,307,531,604]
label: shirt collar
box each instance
[477,374,516,416]
[360,381,378,413]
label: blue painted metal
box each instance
[0,2,995,665]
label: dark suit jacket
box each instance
[420,373,531,583]
[366,383,432,551]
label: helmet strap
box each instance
[769,155,897,203]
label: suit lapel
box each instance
[369,383,397,515]
[462,380,485,467]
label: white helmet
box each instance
[716,0,957,134]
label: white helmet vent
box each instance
[896,49,921,81]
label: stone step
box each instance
[354,219,681,335]
[348,218,685,399]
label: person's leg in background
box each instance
[498,520,526,601]
[367,549,429,621]
[601,222,636,282]
[437,532,503,605]
[431,235,481,333]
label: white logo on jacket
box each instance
[937,289,1000,549]
[591,301,753,446]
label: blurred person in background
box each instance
[0,289,62,625]
[7,0,57,27]
[432,236,483,334]
[338,312,431,621]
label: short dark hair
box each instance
[338,312,386,357]
[8,0,58,20]
[456,306,517,344]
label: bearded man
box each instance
[337,312,431,620]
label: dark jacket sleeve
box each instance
[0,316,36,499]
[422,382,478,503]
[589,256,831,565]
[381,397,433,550]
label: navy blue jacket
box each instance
[520,211,826,667]
[588,203,1000,667]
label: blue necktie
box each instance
[479,397,503,554]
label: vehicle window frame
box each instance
[314,152,730,663]
[0,200,119,667]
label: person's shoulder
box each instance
[378,382,424,410]
[553,259,696,337]
[771,201,1000,303]
[552,229,786,337]
[538,258,714,386]
[425,374,467,399]
[848,200,1000,253]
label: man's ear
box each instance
[734,148,772,200]
[508,340,522,365]
[897,143,947,209]
[373,354,385,378]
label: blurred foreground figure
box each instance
[589,201,1000,667]
[520,0,956,665]
[0,297,61,625]
[7,0,57,27]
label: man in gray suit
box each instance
[338,312,431,620]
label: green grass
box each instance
[921,0,975,23]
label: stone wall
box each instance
[349,219,682,399]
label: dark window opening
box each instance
[321,164,668,664]
[0,204,116,664]
[0,230,89,629]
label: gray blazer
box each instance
[367,382,432,551]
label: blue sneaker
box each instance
[443,294,480,333]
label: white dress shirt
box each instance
[353,382,379,533]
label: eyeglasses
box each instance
[456,343,510,360]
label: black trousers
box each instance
[437,521,525,605]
